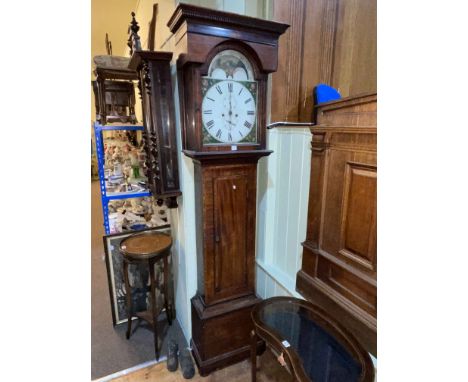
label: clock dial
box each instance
[201,79,257,144]
[201,49,258,145]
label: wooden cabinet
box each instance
[296,93,377,355]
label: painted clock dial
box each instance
[201,50,257,145]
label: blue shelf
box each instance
[94,123,146,132]
[106,191,151,200]
[94,121,152,234]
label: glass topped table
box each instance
[251,297,374,382]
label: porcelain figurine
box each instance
[113,163,123,177]
[130,199,145,215]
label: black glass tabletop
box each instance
[253,298,373,382]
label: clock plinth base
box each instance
[190,293,265,376]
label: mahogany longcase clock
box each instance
[168,4,288,375]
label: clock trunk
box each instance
[191,155,266,376]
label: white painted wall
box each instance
[168,63,198,343]
[256,127,312,300]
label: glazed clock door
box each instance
[201,50,258,146]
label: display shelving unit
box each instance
[94,122,151,234]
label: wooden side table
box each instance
[120,231,173,360]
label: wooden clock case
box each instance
[128,51,182,207]
[168,4,288,375]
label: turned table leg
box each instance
[149,259,159,360]
[123,260,133,339]
[251,330,257,382]
[163,255,172,325]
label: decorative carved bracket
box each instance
[142,61,152,95]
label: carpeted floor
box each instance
[91,181,187,380]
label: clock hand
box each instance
[228,84,233,130]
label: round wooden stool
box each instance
[120,230,173,360]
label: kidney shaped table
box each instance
[250,297,374,382]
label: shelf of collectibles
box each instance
[94,122,168,234]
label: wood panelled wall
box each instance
[270,0,376,122]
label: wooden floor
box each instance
[111,348,291,381]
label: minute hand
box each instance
[228,86,233,130]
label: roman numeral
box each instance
[247,110,255,115]
[204,110,212,114]
[228,133,232,141]
[228,83,233,93]
[206,120,214,129]
[215,85,222,94]
[216,129,222,139]
[244,121,252,129]
[238,88,244,96]
[207,97,215,102]
[244,98,252,104]
[239,131,244,137]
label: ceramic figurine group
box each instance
[108,196,168,234]
[103,131,147,194]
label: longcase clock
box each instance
[168,4,288,375]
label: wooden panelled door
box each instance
[213,173,249,301]
[200,162,257,306]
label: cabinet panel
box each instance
[339,162,376,272]
[316,256,376,316]
[214,175,248,294]
[201,162,257,305]
[321,147,376,275]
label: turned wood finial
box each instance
[128,11,141,56]
[105,33,112,55]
